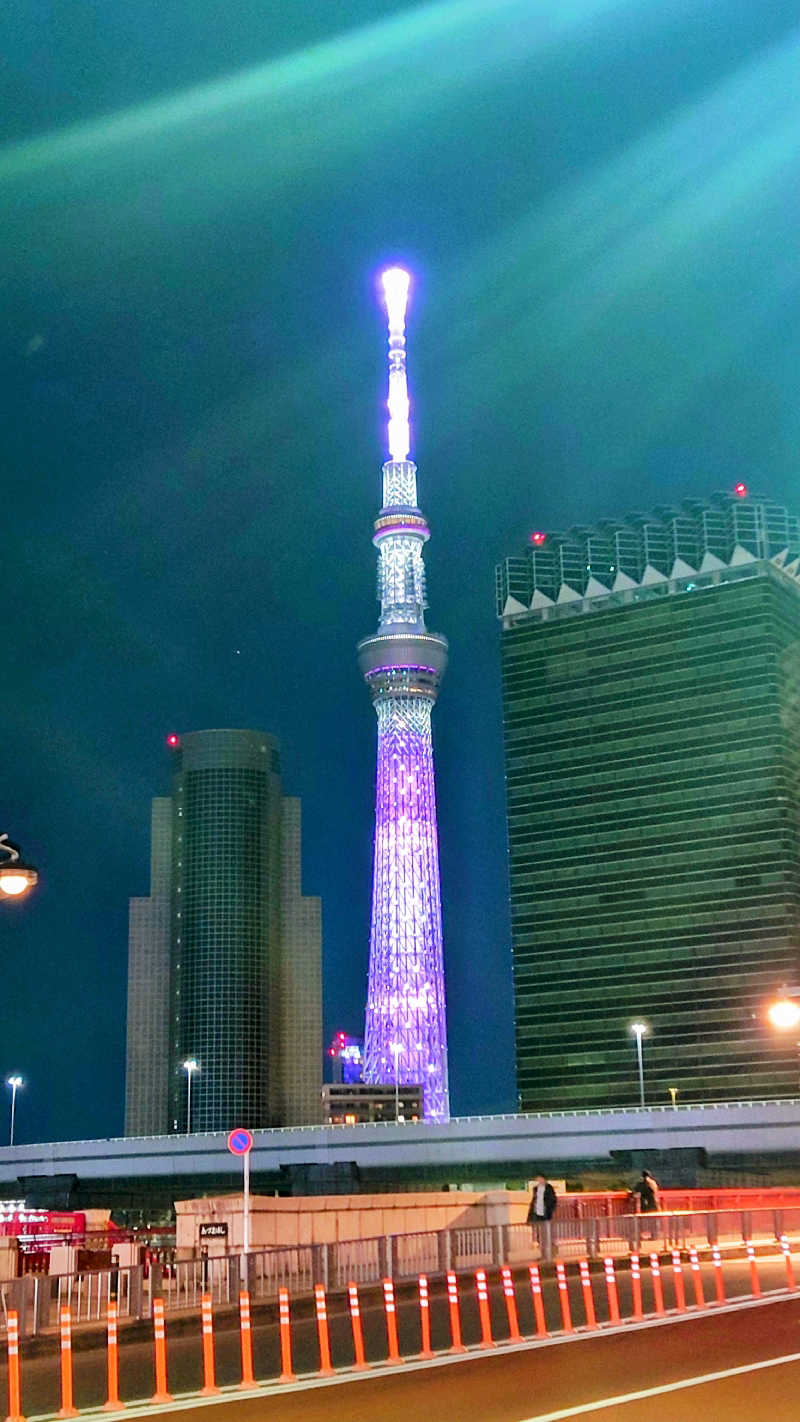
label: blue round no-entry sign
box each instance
[227,1128,254,1156]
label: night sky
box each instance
[3,1,800,1144]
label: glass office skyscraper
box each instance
[496,490,800,1110]
[125,729,321,1134]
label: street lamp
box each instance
[0,836,38,899]
[390,1042,403,1121]
[629,1022,648,1107]
[767,997,800,1033]
[767,992,800,1091]
[6,1077,22,1146]
[183,1059,199,1134]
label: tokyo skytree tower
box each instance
[358,269,450,1122]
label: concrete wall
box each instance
[175,1189,531,1255]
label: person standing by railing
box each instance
[527,1175,558,1225]
[630,1169,660,1213]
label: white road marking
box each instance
[515,1348,800,1421]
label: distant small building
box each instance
[327,1033,364,1084]
[321,1082,423,1125]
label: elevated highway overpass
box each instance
[2,1099,800,1213]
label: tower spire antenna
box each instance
[382,267,411,461]
[358,266,450,1123]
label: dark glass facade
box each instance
[169,730,282,1132]
[500,518,800,1110]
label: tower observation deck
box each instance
[357,269,450,1122]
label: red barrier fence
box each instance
[4,1239,797,1415]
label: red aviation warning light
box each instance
[734,482,748,498]
[166,733,180,748]
[530,531,547,546]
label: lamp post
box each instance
[390,1042,403,1121]
[6,1077,22,1146]
[183,1059,199,1134]
[629,1022,648,1107]
[0,836,38,899]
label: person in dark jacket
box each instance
[527,1174,558,1223]
[630,1169,659,1213]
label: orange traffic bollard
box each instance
[555,1261,573,1333]
[630,1253,643,1318]
[103,1296,122,1412]
[347,1283,369,1370]
[528,1263,548,1337]
[446,1271,466,1352]
[418,1275,434,1359]
[475,1270,495,1348]
[6,1310,24,1422]
[649,1254,665,1315]
[58,1306,79,1418]
[603,1258,620,1324]
[500,1266,521,1342]
[200,1293,219,1395]
[382,1279,402,1362]
[780,1236,796,1291]
[688,1248,706,1308]
[238,1291,256,1388]
[746,1242,761,1298]
[278,1287,296,1383]
[314,1284,335,1377]
[151,1297,172,1405]
[711,1246,726,1303]
[577,1260,597,1329]
[671,1251,686,1312]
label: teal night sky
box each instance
[3,0,800,1140]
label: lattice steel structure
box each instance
[358,269,450,1122]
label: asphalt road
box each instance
[3,1251,795,1416]
[73,1294,800,1422]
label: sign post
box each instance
[227,1129,254,1270]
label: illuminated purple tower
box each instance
[358,269,450,1122]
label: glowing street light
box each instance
[629,1022,648,1107]
[6,1077,22,1146]
[0,836,38,899]
[767,997,800,1033]
[183,1059,199,1134]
